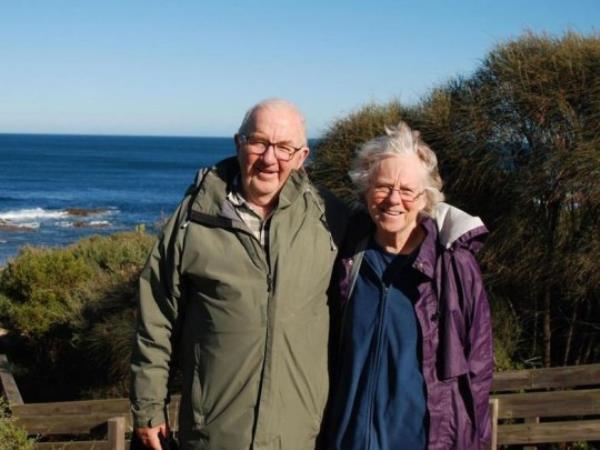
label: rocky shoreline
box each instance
[0,220,37,232]
[0,207,111,232]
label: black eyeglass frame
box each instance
[238,134,305,161]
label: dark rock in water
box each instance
[66,208,108,217]
[0,220,37,232]
[73,221,109,228]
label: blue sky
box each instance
[0,0,598,138]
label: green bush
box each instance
[310,101,417,202]
[0,230,155,401]
[311,31,600,368]
[490,298,524,371]
[72,231,154,276]
[0,247,92,338]
[78,308,138,397]
[0,398,35,450]
[0,420,34,450]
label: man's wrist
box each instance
[131,404,166,429]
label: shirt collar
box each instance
[226,174,247,207]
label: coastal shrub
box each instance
[72,231,153,276]
[423,32,600,367]
[0,247,92,338]
[311,102,523,369]
[78,308,138,398]
[0,398,35,450]
[489,297,523,371]
[311,31,600,368]
[0,230,155,401]
[309,101,417,203]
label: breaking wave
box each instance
[0,207,119,232]
[0,208,69,221]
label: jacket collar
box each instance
[412,217,439,280]
[190,156,311,217]
[432,202,488,250]
[344,211,487,282]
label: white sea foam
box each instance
[0,208,69,222]
[14,222,40,230]
[0,207,120,223]
[89,220,111,226]
[55,221,74,228]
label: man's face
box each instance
[236,106,309,208]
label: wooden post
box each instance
[108,416,126,450]
[0,354,24,406]
[523,416,540,450]
[489,398,499,450]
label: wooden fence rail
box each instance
[1,355,599,449]
[490,363,600,449]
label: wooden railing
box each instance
[10,397,182,449]
[491,363,600,449]
[2,355,600,449]
[0,354,181,449]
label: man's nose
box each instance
[261,144,278,164]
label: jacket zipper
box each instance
[188,207,273,443]
[251,212,276,446]
[365,283,388,450]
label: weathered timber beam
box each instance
[0,354,24,406]
[497,419,600,444]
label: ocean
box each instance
[0,134,235,266]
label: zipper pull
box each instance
[267,273,272,293]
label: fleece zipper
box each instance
[364,280,388,450]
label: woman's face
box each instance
[365,154,427,240]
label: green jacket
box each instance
[130,158,348,449]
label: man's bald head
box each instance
[238,99,307,147]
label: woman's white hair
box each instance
[349,121,445,215]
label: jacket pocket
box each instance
[179,343,206,433]
[311,310,330,412]
[428,380,454,449]
[449,374,482,450]
[190,343,206,430]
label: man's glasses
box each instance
[238,134,305,162]
[371,184,425,203]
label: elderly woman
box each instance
[327,122,493,450]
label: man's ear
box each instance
[295,147,310,169]
[234,134,241,153]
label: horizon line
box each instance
[0,131,322,140]
[0,131,233,139]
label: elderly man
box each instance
[130,99,347,449]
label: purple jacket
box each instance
[336,208,493,450]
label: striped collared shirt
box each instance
[226,176,273,249]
